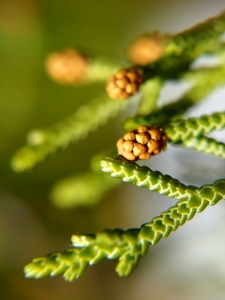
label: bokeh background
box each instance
[1,0,225,299]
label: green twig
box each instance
[175,135,225,159]
[24,158,225,280]
[86,54,125,82]
[11,93,136,172]
[50,149,119,209]
[141,11,225,78]
[123,98,194,131]
[22,12,225,282]
[165,112,225,143]
[50,171,119,209]
[137,77,163,115]
[124,62,225,131]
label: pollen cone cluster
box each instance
[125,32,166,65]
[45,49,88,85]
[106,68,144,100]
[117,126,167,161]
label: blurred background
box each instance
[1,0,225,299]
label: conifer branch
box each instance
[139,178,225,246]
[101,157,194,198]
[24,228,143,281]
[124,63,225,131]
[86,54,125,82]
[123,99,193,131]
[124,112,225,146]
[106,12,225,100]
[126,12,225,67]
[137,77,163,115]
[11,93,136,172]
[45,48,124,85]
[50,149,120,208]
[21,11,225,283]
[166,11,225,58]
[165,112,225,143]
[123,113,225,159]
[175,135,225,159]
[24,159,225,280]
[140,12,225,78]
[50,171,120,209]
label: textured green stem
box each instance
[164,12,225,59]
[165,112,225,143]
[183,60,225,100]
[24,228,142,281]
[176,135,225,159]
[24,248,90,281]
[24,158,225,281]
[141,12,225,78]
[124,98,193,131]
[124,63,225,131]
[22,12,225,283]
[87,54,124,82]
[101,157,196,198]
[137,77,163,115]
[50,148,119,208]
[50,171,119,209]
[140,179,225,245]
[101,157,225,246]
[124,112,225,158]
[11,93,135,172]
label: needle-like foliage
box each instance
[24,157,225,280]
[10,11,225,281]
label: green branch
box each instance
[123,98,193,131]
[45,48,124,85]
[86,54,125,82]
[137,77,163,115]
[24,228,142,281]
[141,12,225,78]
[50,171,119,209]
[124,112,225,159]
[176,135,225,159]
[139,179,225,245]
[24,158,225,280]
[165,112,225,143]
[11,93,136,172]
[101,157,194,198]
[124,62,225,131]
[21,11,225,283]
[167,12,225,58]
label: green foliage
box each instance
[11,93,135,172]
[24,157,225,280]
[124,61,225,131]
[141,11,225,77]
[50,171,119,209]
[179,135,225,159]
[10,11,225,281]
[165,112,225,141]
[50,150,119,208]
[137,77,163,114]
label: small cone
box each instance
[106,68,144,100]
[117,125,167,161]
[126,32,166,65]
[45,49,88,85]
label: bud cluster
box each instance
[125,32,166,65]
[45,49,88,85]
[117,126,167,161]
[106,68,144,100]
